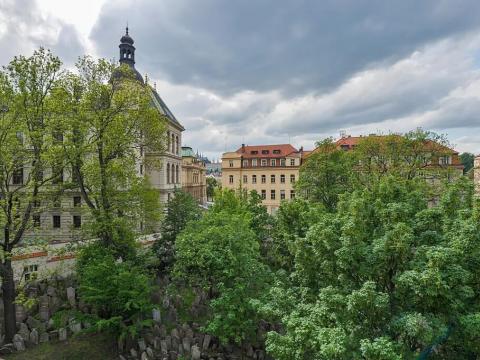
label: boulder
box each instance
[203,334,211,350]
[18,323,30,342]
[146,347,154,358]
[39,332,49,343]
[138,338,146,352]
[15,305,27,323]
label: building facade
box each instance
[181,146,207,204]
[18,28,184,244]
[222,144,304,214]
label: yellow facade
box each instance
[221,145,302,214]
[181,147,207,204]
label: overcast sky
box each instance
[1,0,480,159]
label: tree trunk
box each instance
[2,259,17,343]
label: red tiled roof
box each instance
[335,135,459,154]
[236,144,299,159]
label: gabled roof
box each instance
[236,144,298,159]
[150,87,184,131]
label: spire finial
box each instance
[126,22,129,35]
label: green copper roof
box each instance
[181,146,196,157]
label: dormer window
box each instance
[251,150,258,155]
[261,150,269,154]
[273,149,281,154]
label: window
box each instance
[242,160,248,167]
[16,132,23,144]
[261,175,266,183]
[251,150,258,155]
[33,215,41,227]
[261,190,266,200]
[290,159,295,166]
[262,150,269,154]
[252,159,257,167]
[273,149,281,154]
[33,200,41,208]
[243,175,248,183]
[53,215,61,228]
[252,175,257,184]
[73,215,81,228]
[166,163,170,184]
[340,144,349,150]
[73,196,81,207]
[24,264,38,281]
[271,190,276,200]
[270,159,276,166]
[53,131,63,143]
[13,168,23,185]
[261,159,267,166]
[280,190,285,200]
[53,198,61,208]
[280,159,286,166]
[52,167,63,184]
[280,174,285,183]
[439,156,451,165]
[229,175,234,184]
[140,164,144,174]
[290,190,295,199]
[229,160,234,167]
[271,175,275,183]
[290,174,296,183]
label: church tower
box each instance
[119,26,135,67]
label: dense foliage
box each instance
[76,244,154,339]
[460,152,475,174]
[258,176,480,359]
[173,189,271,344]
[153,189,201,273]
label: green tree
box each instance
[296,138,355,211]
[174,192,270,344]
[460,152,475,174]
[206,176,220,201]
[0,49,64,342]
[76,244,154,339]
[153,189,201,273]
[258,175,480,359]
[61,57,167,257]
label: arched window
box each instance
[166,163,170,184]
[176,136,179,155]
[167,131,170,151]
[176,165,179,183]
[171,133,175,153]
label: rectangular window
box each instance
[53,197,61,208]
[251,150,258,155]
[271,175,275,183]
[252,175,257,184]
[73,196,81,207]
[273,149,281,154]
[243,175,248,183]
[261,190,266,200]
[280,190,286,200]
[229,175,234,184]
[242,160,248,167]
[140,164,144,174]
[290,159,295,166]
[271,190,276,200]
[261,175,266,184]
[290,190,295,199]
[252,159,257,167]
[280,174,285,183]
[280,159,286,166]
[53,215,61,228]
[33,215,41,227]
[262,150,269,155]
[13,168,23,185]
[270,159,276,166]
[290,174,296,183]
[261,159,267,166]
[73,215,81,228]
[229,160,234,167]
[52,167,63,184]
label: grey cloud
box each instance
[91,0,480,96]
[0,0,84,66]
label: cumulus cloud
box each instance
[0,0,84,66]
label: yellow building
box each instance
[222,144,305,214]
[181,147,207,204]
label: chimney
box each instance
[299,146,304,152]
[241,144,245,153]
